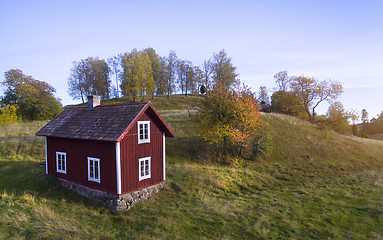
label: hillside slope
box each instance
[1,99,383,239]
[263,112,383,176]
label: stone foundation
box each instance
[57,178,165,211]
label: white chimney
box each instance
[87,95,101,110]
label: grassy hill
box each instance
[100,94,203,111]
[1,95,383,239]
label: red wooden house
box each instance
[36,96,174,210]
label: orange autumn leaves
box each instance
[195,80,262,154]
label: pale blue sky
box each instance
[1,0,382,119]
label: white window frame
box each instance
[138,156,151,181]
[56,152,66,174]
[88,157,100,183]
[138,121,150,144]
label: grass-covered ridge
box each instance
[1,97,383,239]
[101,94,203,111]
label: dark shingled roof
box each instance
[36,101,174,141]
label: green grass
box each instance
[0,121,47,138]
[1,101,383,239]
[370,134,383,141]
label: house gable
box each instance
[118,108,166,194]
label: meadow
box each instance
[1,95,383,239]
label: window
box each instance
[56,152,66,174]
[88,157,100,183]
[138,121,150,144]
[139,157,151,181]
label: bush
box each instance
[0,104,19,124]
[271,91,306,118]
[352,124,359,136]
[251,123,273,160]
[194,81,262,159]
[361,132,369,138]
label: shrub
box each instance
[0,104,19,124]
[251,123,273,160]
[352,124,359,136]
[195,80,262,159]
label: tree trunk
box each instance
[311,108,316,123]
[115,75,119,98]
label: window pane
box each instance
[94,161,100,179]
[139,124,144,140]
[144,124,148,139]
[90,160,93,178]
[62,159,65,171]
[94,168,98,179]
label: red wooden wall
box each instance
[120,110,164,194]
[46,137,117,194]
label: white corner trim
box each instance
[116,142,121,195]
[45,137,48,175]
[163,132,166,181]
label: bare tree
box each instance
[68,57,111,102]
[274,70,290,91]
[201,59,213,89]
[107,55,122,98]
[165,51,178,98]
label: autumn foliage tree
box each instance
[195,80,262,159]
[1,69,62,120]
[120,49,155,101]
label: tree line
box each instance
[256,70,362,134]
[67,48,237,102]
[359,109,383,137]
